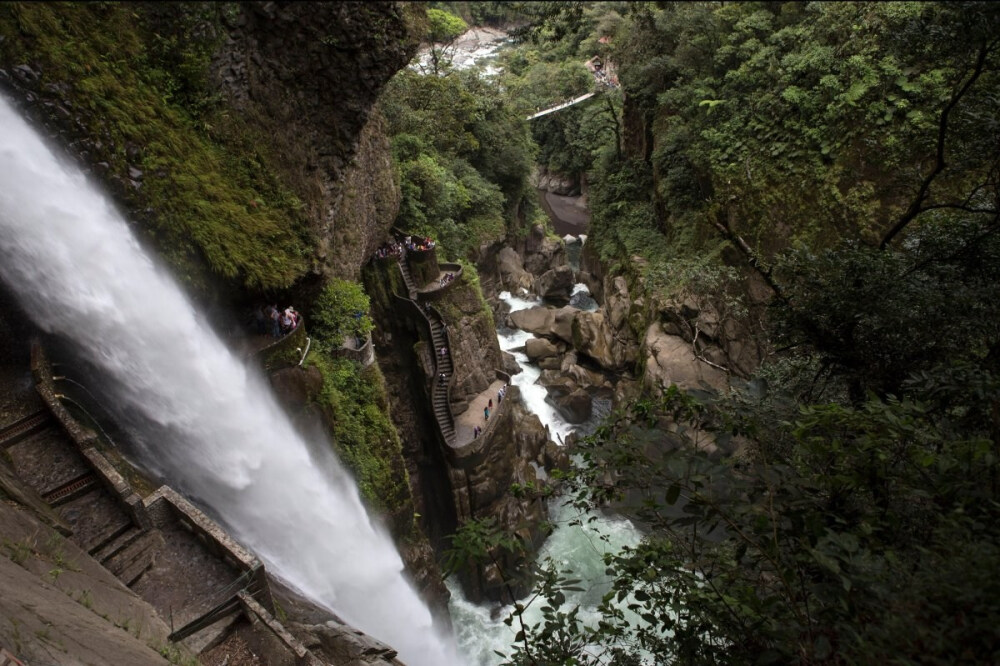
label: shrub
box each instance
[310,279,374,348]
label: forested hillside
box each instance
[450,2,1000,663]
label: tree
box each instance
[422,8,468,75]
[310,278,374,348]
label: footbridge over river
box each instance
[525,54,619,121]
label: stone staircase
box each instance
[3,415,163,590]
[397,255,418,299]
[428,314,455,443]
[397,257,456,444]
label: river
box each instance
[450,227,644,663]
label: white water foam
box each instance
[0,95,460,666]
[455,288,645,664]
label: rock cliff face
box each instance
[449,395,552,602]
[210,1,419,283]
[0,2,420,304]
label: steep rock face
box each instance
[437,278,503,415]
[210,1,419,283]
[450,395,551,602]
[0,2,419,302]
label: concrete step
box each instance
[0,411,51,450]
[106,529,165,587]
[93,525,144,563]
[84,516,135,557]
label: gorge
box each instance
[2,2,1000,665]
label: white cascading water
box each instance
[0,96,460,666]
[450,269,643,665]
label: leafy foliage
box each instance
[425,8,468,44]
[0,2,313,293]
[381,63,535,258]
[309,278,374,349]
[308,354,410,517]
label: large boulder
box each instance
[497,247,534,292]
[533,265,575,305]
[509,306,577,344]
[642,322,728,393]
[525,337,560,361]
[571,310,618,370]
[523,234,568,275]
[553,388,592,424]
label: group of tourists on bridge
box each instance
[439,272,457,287]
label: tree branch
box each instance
[713,206,787,304]
[880,40,996,249]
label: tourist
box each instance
[439,372,447,385]
[280,309,293,334]
[284,306,299,329]
[484,406,490,421]
[488,398,493,410]
[440,346,447,358]
[267,304,281,338]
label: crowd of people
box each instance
[438,272,457,287]
[405,235,435,252]
[372,234,437,262]
[254,304,300,338]
[373,240,404,260]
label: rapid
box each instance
[449,239,644,665]
[0,95,460,666]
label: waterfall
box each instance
[0,96,460,665]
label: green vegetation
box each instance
[0,2,313,293]
[380,37,536,259]
[310,278,374,349]
[426,8,468,43]
[306,354,410,518]
[437,2,1000,664]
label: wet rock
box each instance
[500,351,522,376]
[533,265,575,306]
[128,165,144,181]
[524,337,559,361]
[553,388,592,424]
[509,306,576,344]
[497,247,533,292]
[542,439,571,471]
[12,63,40,87]
[537,356,562,370]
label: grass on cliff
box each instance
[306,354,411,518]
[0,2,312,292]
